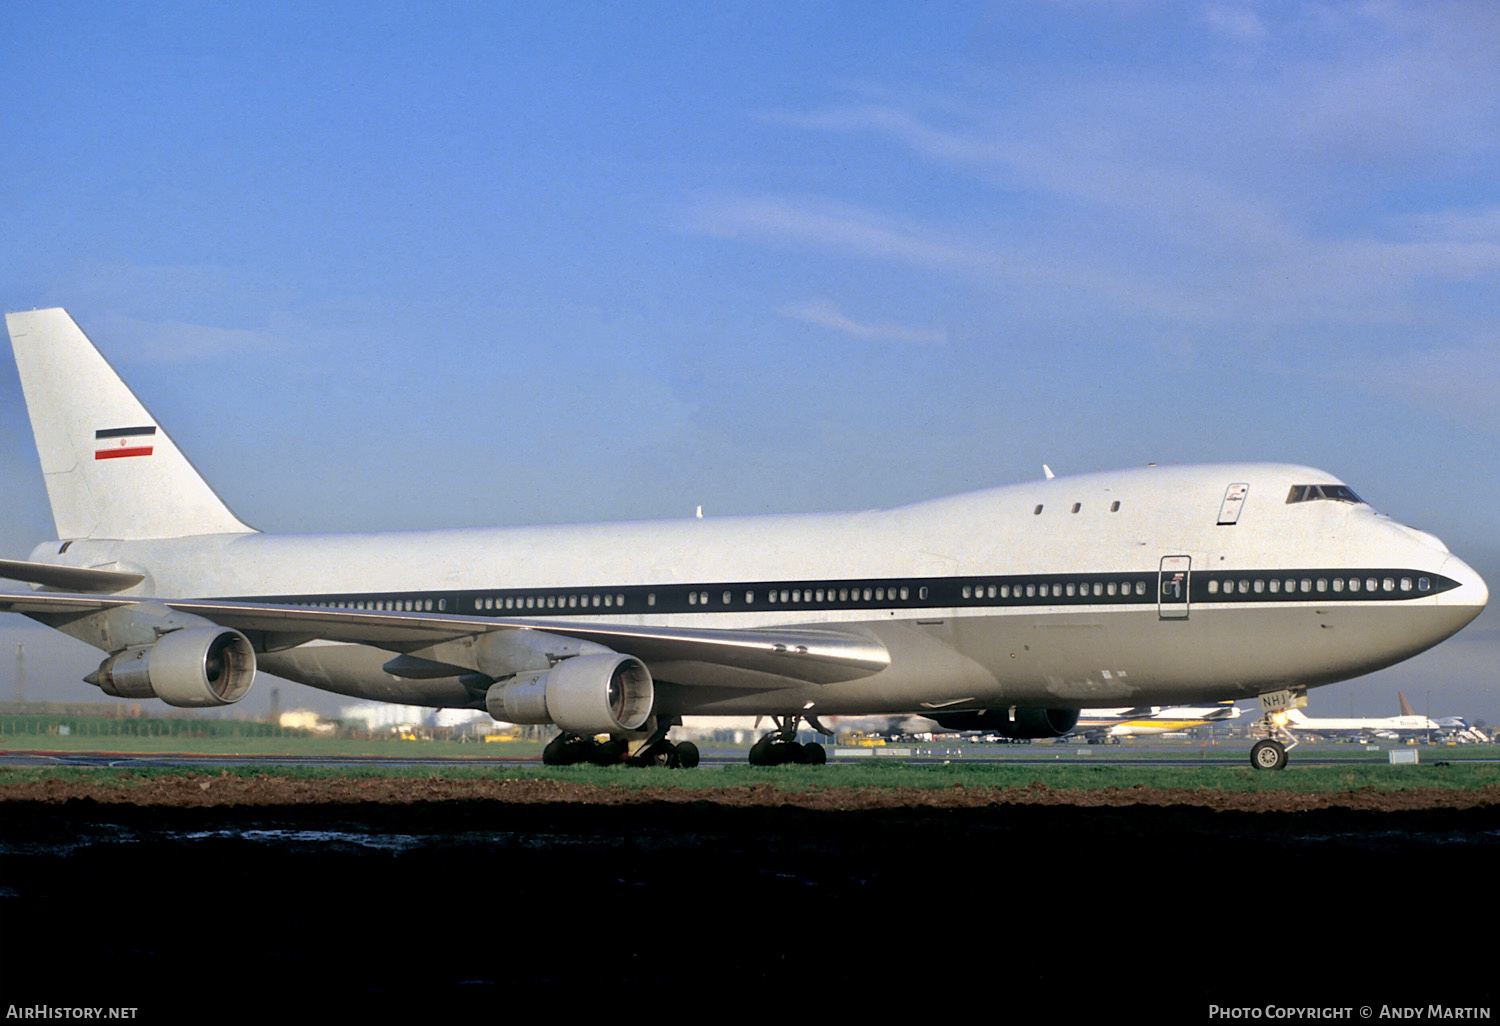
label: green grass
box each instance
[0,732,549,758]
[3,759,1498,794]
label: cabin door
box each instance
[1158,555,1191,620]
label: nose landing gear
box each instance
[1248,688,1305,770]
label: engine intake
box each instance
[89,627,257,708]
[485,653,654,735]
[929,707,1080,739]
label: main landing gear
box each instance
[1248,688,1305,771]
[747,714,830,766]
[541,719,700,769]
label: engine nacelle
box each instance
[89,627,257,708]
[929,707,1080,739]
[485,653,654,735]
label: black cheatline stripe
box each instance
[231,568,1460,618]
[95,425,158,439]
[1194,569,1458,603]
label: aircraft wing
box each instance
[0,588,891,688]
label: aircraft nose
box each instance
[1439,554,1489,616]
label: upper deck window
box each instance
[1285,484,1363,505]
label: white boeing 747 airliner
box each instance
[0,309,1488,769]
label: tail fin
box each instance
[6,308,255,540]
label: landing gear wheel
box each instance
[544,734,590,766]
[748,734,780,766]
[748,715,834,766]
[590,739,628,766]
[628,738,678,767]
[1251,739,1287,771]
[674,741,700,768]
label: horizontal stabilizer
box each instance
[0,557,145,593]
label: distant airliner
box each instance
[1070,701,1242,742]
[0,309,1487,769]
[1281,691,1442,740]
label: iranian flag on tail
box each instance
[94,425,157,460]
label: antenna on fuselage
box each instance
[1042,465,1055,480]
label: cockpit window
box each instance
[1285,484,1363,504]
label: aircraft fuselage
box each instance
[31,462,1487,718]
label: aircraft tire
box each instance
[748,735,779,766]
[543,735,580,766]
[800,742,826,765]
[674,741,700,768]
[590,739,628,766]
[1250,739,1288,771]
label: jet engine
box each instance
[929,707,1080,739]
[485,653,654,735]
[88,627,257,708]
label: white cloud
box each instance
[1200,4,1269,43]
[90,313,283,363]
[1345,345,1500,417]
[686,192,1218,322]
[686,192,1006,272]
[778,299,947,346]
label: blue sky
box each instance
[2,1,1497,721]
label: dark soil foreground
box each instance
[2,780,1496,1017]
